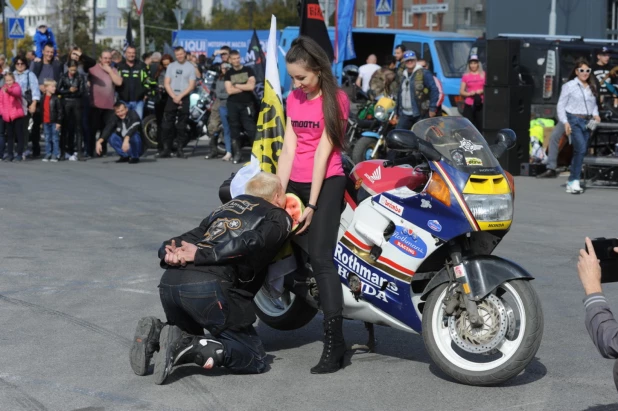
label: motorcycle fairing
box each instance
[350,160,427,196]
[336,232,423,333]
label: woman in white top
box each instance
[556,58,601,194]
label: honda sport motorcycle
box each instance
[254,117,544,385]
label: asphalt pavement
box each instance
[0,150,617,411]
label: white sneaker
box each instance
[69,154,78,161]
[42,154,51,162]
[50,156,58,163]
[566,180,583,194]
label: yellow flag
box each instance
[251,15,285,174]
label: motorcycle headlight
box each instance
[374,106,387,121]
[463,194,513,222]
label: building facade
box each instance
[353,0,485,36]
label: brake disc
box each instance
[448,294,509,354]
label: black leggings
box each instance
[62,99,83,155]
[463,103,483,131]
[287,176,346,319]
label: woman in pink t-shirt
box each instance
[460,54,485,130]
[277,36,350,375]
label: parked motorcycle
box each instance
[142,70,217,149]
[351,96,397,163]
[254,117,543,385]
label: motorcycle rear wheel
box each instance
[253,288,317,331]
[422,280,543,386]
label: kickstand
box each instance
[351,322,376,353]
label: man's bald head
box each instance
[367,54,377,64]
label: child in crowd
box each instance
[41,80,63,162]
[34,21,57,59]
[0,73,25,162]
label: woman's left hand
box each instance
[594,115,601,123]
[295,207,314,235]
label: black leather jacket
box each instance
[42,95,63,124]
[99,109,142,142]
[158,195,292,329]
[57,72,86,99]
[159,195,292,291]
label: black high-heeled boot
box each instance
[310,315,346,374]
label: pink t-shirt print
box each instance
[462,72,485,106]
[286,89,350,183]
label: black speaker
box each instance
[483,86,532,130]
[484,129,530,176]
[486,39,521,86]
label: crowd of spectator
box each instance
[0,23,253,164]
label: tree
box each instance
[54,0,106,55]
[0,28,34,58]
[207,0,299,30]
[123,0,179,52]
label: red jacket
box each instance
[0,83,25,122]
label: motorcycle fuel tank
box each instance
[350,160,428,196]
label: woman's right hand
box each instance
[565,122,572,136]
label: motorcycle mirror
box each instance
[386,130,442,161]
[495,129,517,150]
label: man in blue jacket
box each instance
[396,51,439,130]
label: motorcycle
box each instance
[142,70,217,149]
[254,117,544,385]
[350,96,397,163]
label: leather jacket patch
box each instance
[214,200,259,215]
[197,218,242,247]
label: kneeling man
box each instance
[130,172,291,384]
[96,102,143,163]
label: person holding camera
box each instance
[578,237,618,390]
[556,58,601,194]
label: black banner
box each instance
[245,29,266,99]
[299,0,334,62]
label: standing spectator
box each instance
[13,55,40,121]
[29,43,62,158]
[592,47,611,105]
[111,50,123,68]
[394,44,407,77]
[0,73,26,162]
[40,80,62,162]
[160,46,196,159]
[224,49,256,164]
[95,102,143,164]
[87,49,123,157]
[58,60,86,161]
[205,62,232,161]
[556,58,600,194]
[117,45,151,119]
[460,54,485,130]
[33,21,57,59]
[419,59,444,116]
[149,52,161,78]
[154,54,172,153]
[0,54,9,75]
[66,47,96,157]
[25,50,36,67]
[209,46,231,73]
[396,51,438,130]
[355,54,381,93]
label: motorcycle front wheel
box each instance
[422,280,543,386]
[351,137,378,164]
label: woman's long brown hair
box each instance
[154,54,174,81]
[569,58,597,96]
[285,36,345,151]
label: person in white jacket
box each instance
[556,58,601,194]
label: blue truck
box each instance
[174,27,475,115]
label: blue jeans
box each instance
[121,101,144,119]
[108,132,142,158]
[566,113,590,182]
[219,105,232,153]
[159,277,266,374]
[396,114,421,130]
[43,123,60,158]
